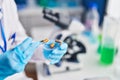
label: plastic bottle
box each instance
[85,3,99,32]
[84,3,100,43]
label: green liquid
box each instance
[100,46,115,65]
[97,44,102,54]
[97,34,102,54]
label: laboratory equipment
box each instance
[41,8,86,75]
[43,8,86,63]
[100,16,120,65]
[84,3,99,33]
[83,2,100,45]
[42,8,69,29]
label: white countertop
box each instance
[6,31,120,80]
[36,34,120,80]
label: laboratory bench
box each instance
[35,35,119,80]
[6,33,120,80]
[31,29,120,80]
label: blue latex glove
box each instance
[0,37,40,79]
[43,40,68,64]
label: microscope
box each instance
[42,8,87,76]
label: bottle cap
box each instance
[88,2,98,9]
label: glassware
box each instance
[100,16,120,65]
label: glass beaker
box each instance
[100,16,120,65]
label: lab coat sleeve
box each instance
[9,0,27,45]
[6,0,46,62]
[9,0,46,62]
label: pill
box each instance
[50,43,55,48]
[41,38,49,43]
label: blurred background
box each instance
[6,0,120,80]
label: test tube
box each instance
[100,16,120,65]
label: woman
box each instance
[0,0,67,79]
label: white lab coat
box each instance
[0,0,45,61]
[0,0,27,54]
[0,0,45,79]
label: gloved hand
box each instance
[43,40,68,64]
[0,37,40,79]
